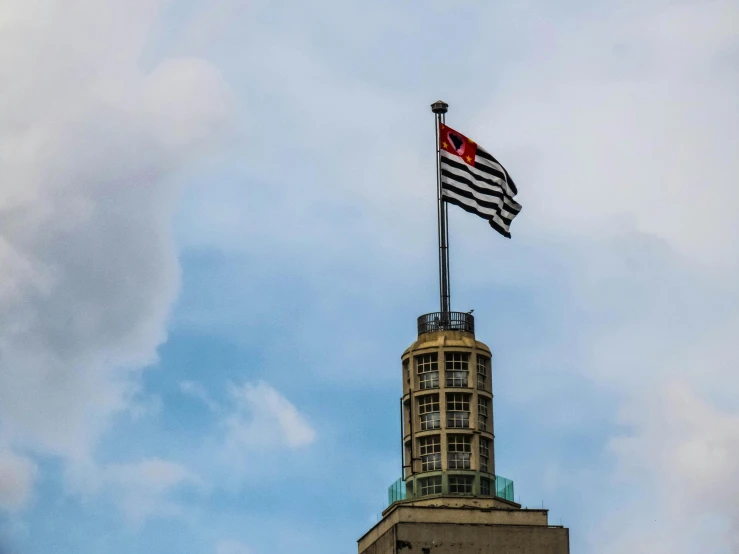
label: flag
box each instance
[438,123,521,238]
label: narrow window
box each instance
[446,393,470,428]
[448,475,473,494]
[416,353,439,390]
[445,352,469,387]
[403,359,410,384]
[480,438,490,473]
[419,435,441,471]
[418,476,442,496]
[447,434,471,469]
[478,397,489,432]
[418,394,440,430]
[480,477,491,496]
[477,355,489,390]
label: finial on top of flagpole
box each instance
[431,100,448,114]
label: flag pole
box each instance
[431,100,450,316]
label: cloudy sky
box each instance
[1,0,738,553]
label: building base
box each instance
[358,497,569,554]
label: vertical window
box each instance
[478,397,489,432]
[480,438,490,473]
[446,393,470,428]
[418,394,440,430]
[419,436,441,471]
[445,352,469,387]
[477,355,489,390]
[416,353,439,390]
[447,434,471,469]
[480,477,491,496]
[403,360,409,384]
[448,475,473,494]
[418,476,442,496]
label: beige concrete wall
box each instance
[396,522,569,554]
[360,528,395,554]
[360,521,569,554]
[394,506,548,527]
[359,504,552,553]
[401,330,496,493]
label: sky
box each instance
[1,0,738,553]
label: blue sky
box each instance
[1,1,739,553]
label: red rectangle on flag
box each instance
[439,123,477,166]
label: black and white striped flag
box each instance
[439,123,521,238]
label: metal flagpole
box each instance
[431,100,450,316]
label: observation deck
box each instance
[417,311,475,336]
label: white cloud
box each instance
[1,0,735,550]
[77,458,205,527]
[599,383,739,554]
[0,0,231,471]
[225,381,316,450]
[0,449,37,512]
[168,381,315,485]
[180,380,220,412]
[477,1,739,269]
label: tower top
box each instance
[417,311,474,336]
[431,100,449,114]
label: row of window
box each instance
[417,476,495,496]
[418,393,490,431]
[416,352,489,390]
[419,436,491,473]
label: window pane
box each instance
[445,353,469,388]
[448,435,471,469]
[478,397,489,431]
[447,411,469,428]
[480,477,491,496]
[418,394,440,413]
[446,393,470,428]
[445,370,468,388]
[419,371,439,389]
[419,436,441,471]
[416,354,438,373]
[446,393,470,411]
[476,356,489,389]
[480,438,490,473]
[449,476,473,494]
[421,412,441,430]
[419,394,440,430]
[419,476,442,496]
[445,352,469,372]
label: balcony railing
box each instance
[386,474,514,507]
[495,475,515,502]
[387,478,406,505]
[417,311,475,336]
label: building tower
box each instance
[358,312,570,554]
[357,103,570,553]
[401,313,499,501]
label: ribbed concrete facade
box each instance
[401,329,495,499]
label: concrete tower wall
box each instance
[401,329,495,499]
[362,523,569,554]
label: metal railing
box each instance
[385,474,514,507]
[417,311,475,336]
